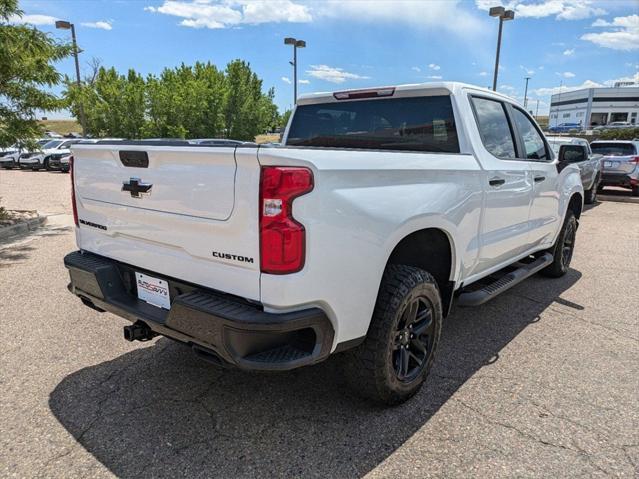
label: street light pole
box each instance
[284,37,306,105]
[489,7,515,92]
[523,76,531,108]
[56,20,87,136]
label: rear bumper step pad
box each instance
[64,250,334,371]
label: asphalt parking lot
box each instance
[1,168,638,478]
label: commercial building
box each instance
[549,85,639,128]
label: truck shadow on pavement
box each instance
[49,270,582,478]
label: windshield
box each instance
[591,143,636,156]
[42,140,63,149]
[287,95,460,153]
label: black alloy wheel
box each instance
[392,296,435,382]
[560,218,576,269]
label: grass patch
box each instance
[255,134,280,144]
[38,120,82,136]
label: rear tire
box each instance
[541,210,577,278]
[584,180,598,204]
[632,185,639,197]
[344,265,442,406]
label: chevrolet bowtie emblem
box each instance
[122,178,153,198]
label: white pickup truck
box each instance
[65,82,583,405]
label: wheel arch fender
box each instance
[379,217,459,317]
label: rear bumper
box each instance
[601,172,636,188]
[64,250,334,371]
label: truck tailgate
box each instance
[71,144,261,300]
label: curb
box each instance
[0,213,47,242]
[598,195,639,204]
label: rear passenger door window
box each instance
[471,97,517,159]
[511,108,549,162]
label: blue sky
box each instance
[13,0,639,118]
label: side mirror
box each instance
[558,144,586,163]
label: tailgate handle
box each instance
[119,151,149,168]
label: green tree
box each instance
[0,0,71,147]
[279,109,293,129]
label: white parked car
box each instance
[64,82,583,405]
[19,138,83,171]
[1,139,50,169]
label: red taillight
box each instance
[259,166,313,274]
[70,156,79,226]
[629,156,639,164]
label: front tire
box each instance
[345,265,442,405]
[541,210,577,278]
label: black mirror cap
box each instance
[558,144,586,163]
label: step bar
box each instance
[457,253,553,307]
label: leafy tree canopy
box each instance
[0,0,71,148]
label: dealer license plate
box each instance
[604,161,618,168]
[135,272,171,309]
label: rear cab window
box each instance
[286,95,460,153]
[591,143,636,156]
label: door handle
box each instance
[534,176,546,183]
[489,177,505,187]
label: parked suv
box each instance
[19,138,83,171]
[547,136,602,203]
[1,139,50,169]
[590,140,639,196]
[64,82,583,405]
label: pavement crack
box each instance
[455,398,612,477]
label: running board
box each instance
[457,253,553,307]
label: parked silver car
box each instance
[590,140,639,197]
[547,136,602,203]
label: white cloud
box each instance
[427,75,443,80]
[563,48,575,56]
[305,65,370,84]
[281,76,291,84]
[8,14,58,25]
[81,21,113,30]
[317,1,483,36]
[146,0,311,29]
[533,79,602,96]
[582,14,639,51]
[557,71,576,78]
[475,0,606,20]
[479,71,488,76]
[428,63,441,71]
[298,79,310,84]
[411,66,422,72]
[520,65,535,75]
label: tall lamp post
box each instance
[523,76,531,108]
[56,20,86,136]
[284,37,306,105]
[489,6,515,91]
